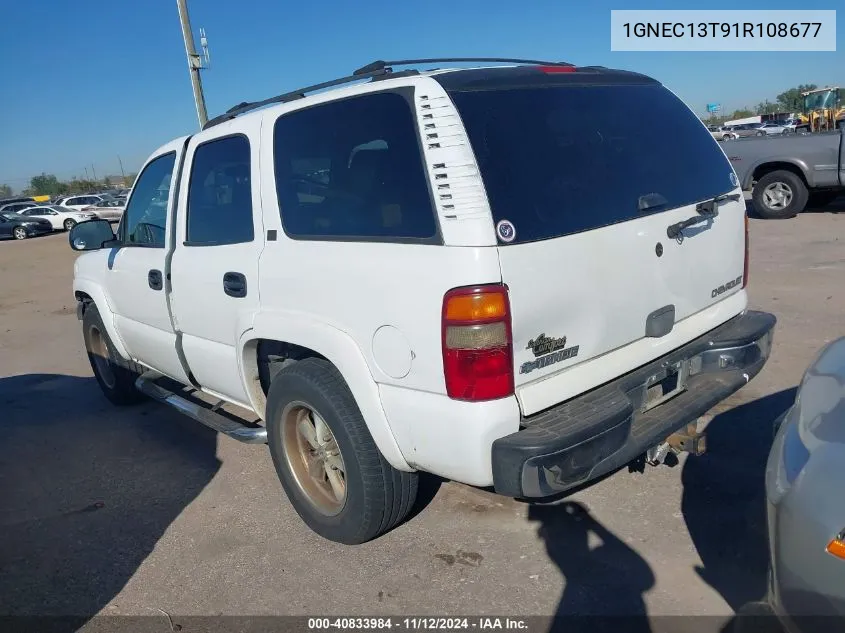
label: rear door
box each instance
[169,129,262,407]
[451,81,746,415]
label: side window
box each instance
[66,198,80,206]
[186,135,254,245]
[121,152,176,247]
[273,91,437,241]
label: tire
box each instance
[266,357,418,544]
[807,190,840,208]
[722,135,731,141]
[63,218,77,231]
[13,226,27,240]
[82,303,144,406]
[752,170,808,219]
[756,131,766,136]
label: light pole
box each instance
[176,0,210,128]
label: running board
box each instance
[135,371,267,444]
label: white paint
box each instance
[372,326,413,379]
[73,66,751,488]
[501,196,748,415]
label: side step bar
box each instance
[135,371,267,444]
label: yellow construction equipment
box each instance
[800,87,845,132]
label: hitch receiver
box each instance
[666,422,707,456]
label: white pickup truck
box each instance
[69,58,776,544]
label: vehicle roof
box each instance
[200,63,659,132]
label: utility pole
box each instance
[91,164,97,182]
[117,155,126,180]
[84,167,90,180]
[176,0,209,128]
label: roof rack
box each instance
[205,57,575,130]
[353,57,574,75]
[203,66,412,129]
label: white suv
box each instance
[61,194,109,212]
[69,58,775,544]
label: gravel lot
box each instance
[1,200,843,629]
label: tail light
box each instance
[442,284,513,401]
[827,531,845,560]
[743,212,750,288]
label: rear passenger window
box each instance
[273,91,437,241]
[186,135,254,246]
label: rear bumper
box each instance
[492,310,776,498]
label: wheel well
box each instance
[75,291,93,314]
[255,339,327,396]
[752,162,808,189]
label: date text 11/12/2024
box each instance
[308,618,529,630]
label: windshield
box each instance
[804,90,839,110]
[451,83,736,243]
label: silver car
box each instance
[733,122,769,138]
[85,197,126,222]
[765,336,845,630]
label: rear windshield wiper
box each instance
[666,193,742,239]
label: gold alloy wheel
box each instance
[281,402,347,515]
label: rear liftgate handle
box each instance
[148,269,163,291]
[223,272,247,298]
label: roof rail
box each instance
[205,57,575,130]
[204,66,410,129]
[353,57,574,75]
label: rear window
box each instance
[450,84,736,244]
[273,91,437,242]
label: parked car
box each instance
[0,212,53,240]
[0,200,38,214]
[763,336,845,631]
[0,196,35,206]
[726,129,844,218]
[732,122,769,138]
[708,125,739,141]
[67,57,775,544]
[60,194,109,212]
[18,204,97,231]
[759,121,789,136]
[84,197,126,222]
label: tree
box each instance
[777,84,818,113]
[125,173,137,187]
[0,184,12,198]
[103,176,111,187]
[29,173,64,196]
[755,100,779,115]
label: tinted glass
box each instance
[273,91,436,240]
[451,84,736,243]
[121,152,175,247]
[186,135,254,245]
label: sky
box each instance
[0,0,842,192]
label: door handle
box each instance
[223,272,247,298]
[148,269,163,291]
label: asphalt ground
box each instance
[1,197,843,630]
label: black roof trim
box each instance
[353,57,574,76]
[204,67,419,129]
[431,65,658,93]
[204,58,645,130]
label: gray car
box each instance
[765,336,845,631]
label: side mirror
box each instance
[68,219,117,251]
